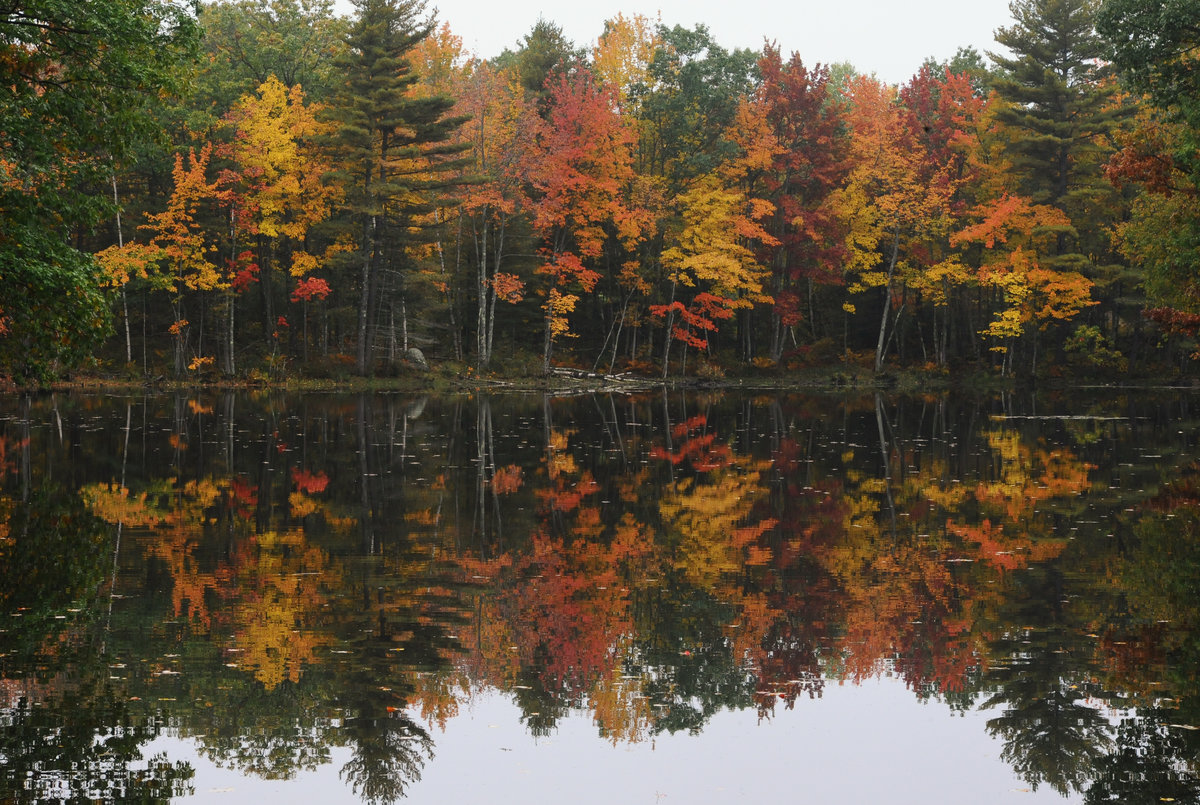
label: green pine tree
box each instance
[323,0,467,374]
[988,0,1134,353]
[989,0,1124,218]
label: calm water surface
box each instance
[3,389,1200,803]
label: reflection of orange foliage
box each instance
[291,467,329,494]
[948,518,1066,572]
[229,476,258,507]
[1098,625,1167,699]
[539,474,600,513]
[489,464,523,495]
[187,399,213,416]
[477,509,656,697]
[540,428,600,512]
[651,415,732,470]
[168,433,187,450]
[0,436,26,482]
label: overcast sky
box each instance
[394,0,1018,85]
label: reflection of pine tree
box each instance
[512,666,569,737]
[634,584,757,735]
[0,682,195,802]
[340,708,434,805]
[334,618,443,803]
[0,486,193,801]
[1088,503,1200,803]
[980,566,1113,795]
[1084,710,1200,804]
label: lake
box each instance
[2,388,1200,803]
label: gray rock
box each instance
[404,347,428,369]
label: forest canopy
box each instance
[0,0,1194,383]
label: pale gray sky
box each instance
[146,680,1079,803]
[407,0,1018,84]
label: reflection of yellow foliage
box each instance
[546,427,578,479]
[233,528,336,690]
[183,479,221,510]
[409,668,470,731]
[923,483,968,510]
[660,455,776,591]
[79,484,163,526]
[589,640,652,745]
[288,491,318,518]
[973,429,1094,520]
[857,477,887,495]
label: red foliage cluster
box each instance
[1145,307,1200,336]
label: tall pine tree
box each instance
[988,0,1125,234]
[324,0,466,374]
[988,0,1130,350]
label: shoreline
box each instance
[12,363,1190,396]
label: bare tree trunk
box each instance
[476,214,489,367]
[401,294,408,353]
[486,218,506,363]
[388,301,396,365]
[111,173,132,365]
[356,215,375,375]
[542,306,554,374]
[875,229,901,373]
[661,280,677,379]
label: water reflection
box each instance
[2,390,1200,802]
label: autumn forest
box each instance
[3,0,1200,384]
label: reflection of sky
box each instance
[147,678,1078,804]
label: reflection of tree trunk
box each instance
[484,399,502,548]
[20,395,30,503]
[357,395,375,554]
[449,398,464,553]
[105,401,133,639]
[662,387,675,485]
[875,393,898,539]
[352,393,376,556]
[474,397,490,553]
[593,394,625,464]
[608,394,628,468]
[543,393,566,537]
[256,410,273,536]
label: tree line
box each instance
[0,0,1195,382]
